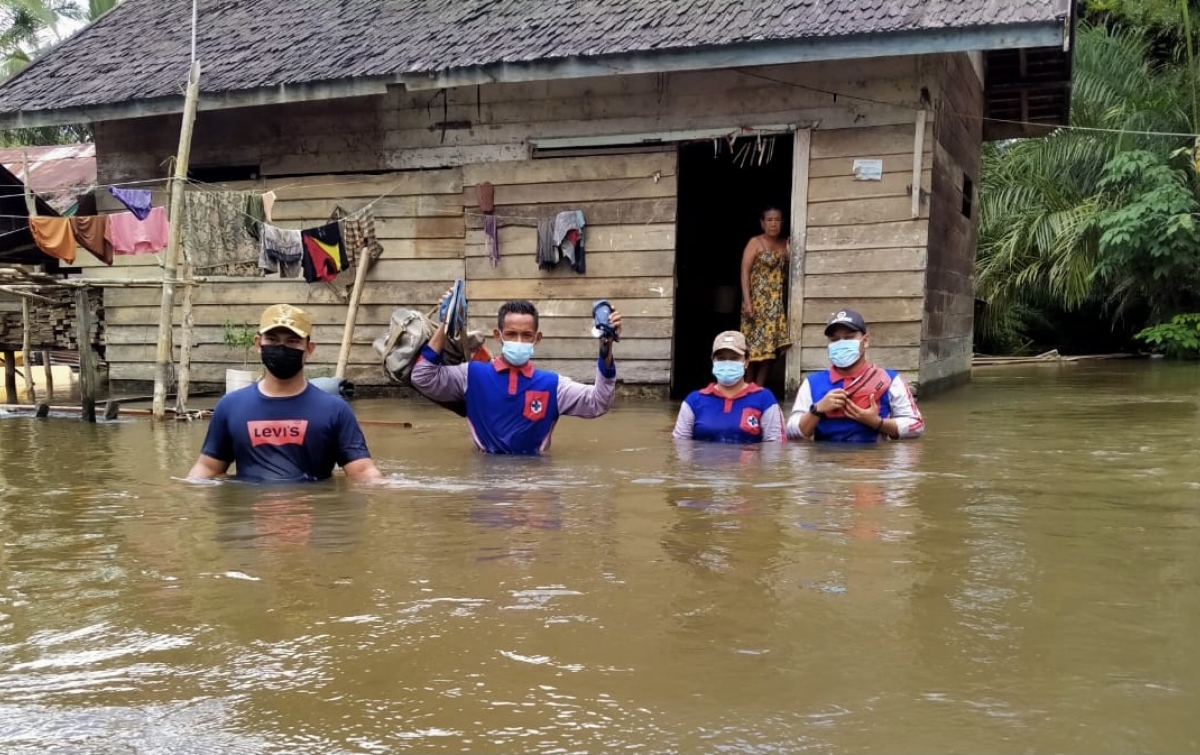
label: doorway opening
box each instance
[671,135,794,400]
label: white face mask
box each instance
[501,339,534,366]
[828,339,862,369]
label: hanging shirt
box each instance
[181,190,259,269]
[106,207,169,255]
[28,217,77,264]
[300,222,346,283]
[672,383,784,444]
[70,215,113,265]
[260,225,303,278]
[109,186,153,221]
[410,346,617,455]
[200,383,372,482]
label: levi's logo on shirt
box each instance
[247,420,309,447]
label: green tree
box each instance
[975,15,1200,353]
[0,0,117,146]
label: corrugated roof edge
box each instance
[0,17,1070,130]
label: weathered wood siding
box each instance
[90,170,465,384]
[87,55,945,388]
[799,122,933,376]
[461,153,678,384]
[921,53,983,393]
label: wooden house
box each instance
[0,0,1075,397]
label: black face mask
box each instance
[260,344,306,380]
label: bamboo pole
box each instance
[20,298,34,401]
[152,60,202,421]
[335,251,372,379]
[75,288,96,422]
[175,261,195,412]
[0,286,55,303]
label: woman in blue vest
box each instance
[785,309,924,442]
[672,331,785,443]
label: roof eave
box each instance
[398,21,1071,91]
[0,20,1069,129]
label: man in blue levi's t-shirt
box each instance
[187,304,383,483]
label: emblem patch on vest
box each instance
[739,408,762,435]
[523,390,550,421]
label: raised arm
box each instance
[410,331,469,403]
[557,358,617,418]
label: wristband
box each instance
[809,403,825,419]
[875,417,885,432]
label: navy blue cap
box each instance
[824,309,868,336]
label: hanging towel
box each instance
[106,207,169,255]
[29,217,77,264]
[536,215,558,270]
[331,205,383,270]
[300,222,346,283]
[484,214,500,267]
[262,190,277,222]
[260,225,304,278]
[181,190,259,270]
[245,193,266,243]
[109,186,153,220]
[70,215,113,265]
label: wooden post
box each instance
[76,288,96,423]
[20,298,34,401]
[911,109,927,219]
[335,253,372,379]
[152,60,202,421]
[42,350,53,397]
[175,261,194,413]
[785,128,812,396]
[3,350,16,405]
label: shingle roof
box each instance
[0,0,1071,116]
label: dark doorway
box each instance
[671,135,794,400]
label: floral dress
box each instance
[741,240,790,362]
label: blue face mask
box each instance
[712,360,746,387]
[828,338,862,369]
[501,339,535,367]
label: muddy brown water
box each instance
[1,362,1199,754]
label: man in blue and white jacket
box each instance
[786,309,924,443]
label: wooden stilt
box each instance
[41,350,53,397]
[34,402,49,418]
[152,61,202,421]
[104,399,121,421]
[75,288,96,423]
[2,350,16,405]
[175,261,194,413]
[20,298,34,402]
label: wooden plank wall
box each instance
[93,56,928,183]
[921,53,983,393]
[87,55,935,387]
[801,122,933,375]
[461,152,677,384]
[88,170,465,385]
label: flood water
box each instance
[1,361,1199,754]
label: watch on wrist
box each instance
[809,403,825,419]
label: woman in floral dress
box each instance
[739,206,791,387]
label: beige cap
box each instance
[711,330,747,357]
[258,304,313,338]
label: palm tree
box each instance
[975,19,1198,351]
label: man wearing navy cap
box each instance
[785,308,924,442]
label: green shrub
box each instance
[1136,313,1200,358]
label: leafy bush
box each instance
[222,321,257,366]
[1135,313,1200,358]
